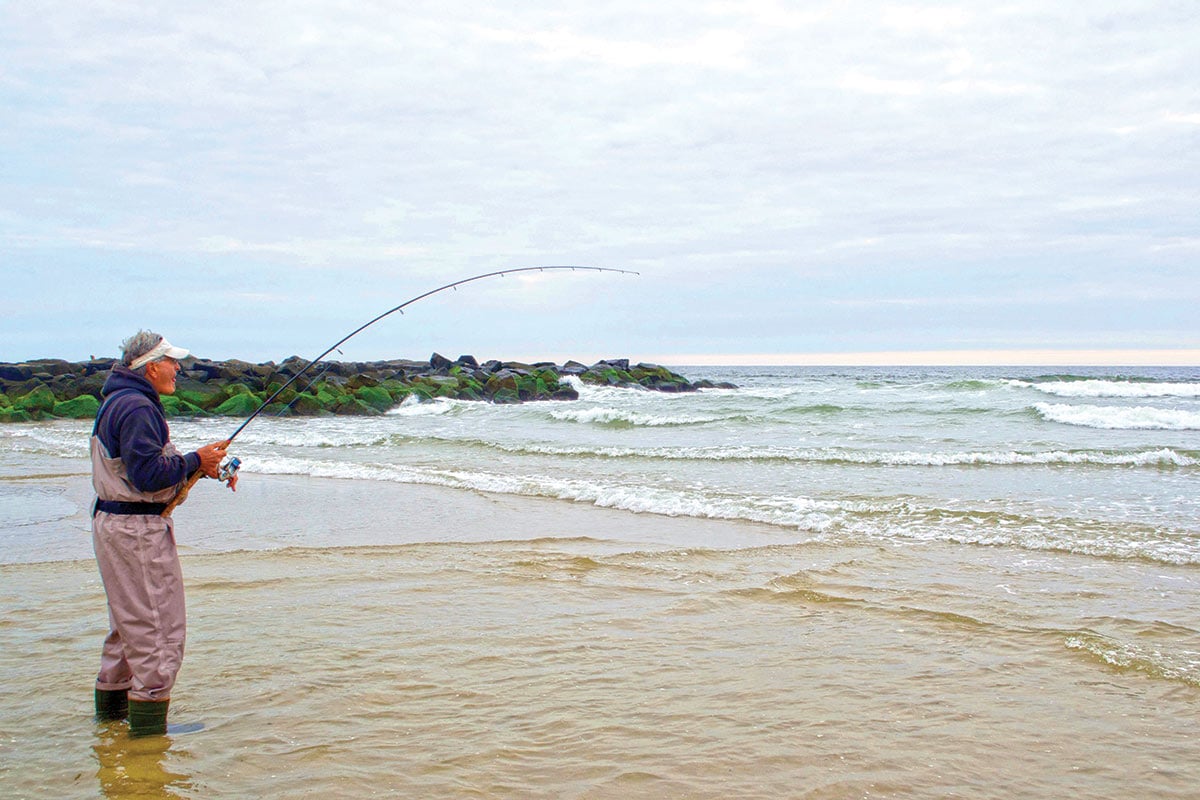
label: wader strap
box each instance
[93,499,169,517]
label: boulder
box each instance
[334,397,380,416]
[0,407,32,423]
[28,359,74,376]
[159,395,207,417]
[0,364,33,382]
[53,394,101,418]
[213,393,262,416]
[551,385,580,400]
[288,392,326,416]
[354,385,394,412]
[15,386,56,414]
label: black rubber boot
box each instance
[128,699,169,738]
[95,688,129,721]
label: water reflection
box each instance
[93,723,194,799]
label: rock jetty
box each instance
[0,355,736,422]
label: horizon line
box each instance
[4,348,1198,369]
[632,349,1200,367]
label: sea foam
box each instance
[1034,403,1200,431]
[1017,379,1200,398]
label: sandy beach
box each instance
[2,467,1198,799]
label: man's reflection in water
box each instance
[93,723,194,799]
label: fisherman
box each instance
[91,331,236,737]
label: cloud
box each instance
[1,1,1197,361]
[477,26,747,69]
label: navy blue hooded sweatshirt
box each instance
[93,366,201,493]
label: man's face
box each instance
[145,357,181,396]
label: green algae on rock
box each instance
[0,354,735,421]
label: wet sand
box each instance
[2,471,1198,799]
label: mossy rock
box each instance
[384,384,414,403]
[289,392,326,416]
[265,386,297,407]
[174,388,221,410]
[408,385,434,402]
[513,374,548,401]
[491,387,520,404]
[551,385,580,401]
[484,372,519,396]
[354,385,394,412]
[456,377,484,401]
[0,407,33,423]
[160,395,208,417]
[223,383,254,398]
[631,364,672,382]
[212,393,263,416]
[432,381,460,399]
[315,381,348,406]
[52,394,101,419]
[14,385,56,413]
[334,398,380,416]
[173,376,224,410]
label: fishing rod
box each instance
[162,265,637,516]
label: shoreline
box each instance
[2,467,793,567]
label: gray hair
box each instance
[120,330,165,369]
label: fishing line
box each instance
[163,265,637,515]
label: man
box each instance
[91,330,236,737]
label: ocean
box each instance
[1,365,1198,798]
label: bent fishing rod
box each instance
[162,265,637,516]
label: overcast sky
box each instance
[2,1,1197,365]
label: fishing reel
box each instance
[217,456,241,483]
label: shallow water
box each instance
[1,475,1197,799]
[1,365,1198,797]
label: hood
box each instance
[100,365,162,407]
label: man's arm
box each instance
[117,404,200,492]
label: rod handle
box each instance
[161,470,203,517]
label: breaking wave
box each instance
[1033,403,1200,431]
[244,456,1200,565]
[1016,379,1200,399]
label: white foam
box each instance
[0,421,91,459]
[1018,380,1200,399]
[385,396,463,416]
[243,455,844,532]
[1034,402,1200,431]
[240,454,1200,563]
[548,405,722,427]
[500,441,1198,468]
[1065,633,1200,687]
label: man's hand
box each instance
[195,440,230,479]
